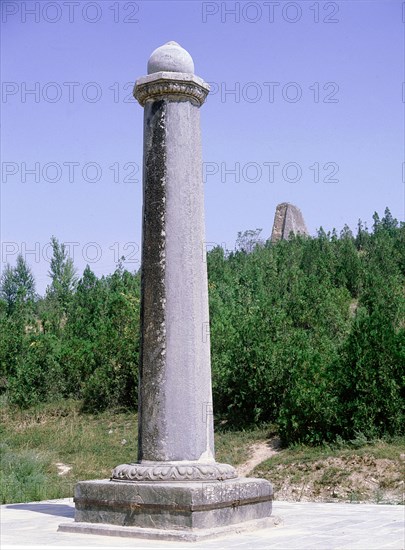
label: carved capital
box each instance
[134,72,210,107]
[111,461,237,482]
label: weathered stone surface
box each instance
[134,72,209,107]
[63,478,273,532]
[270,202,309,242]
[111,461,237,482]
[135,64,214,468]
[147,41,195,75]
[58,516,279,542]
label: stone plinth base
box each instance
[58,477,274,540]
[58,516,281,542]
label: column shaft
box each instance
[138,98,214,463]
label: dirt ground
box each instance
[236,438,281,477]
[239,440,404,504]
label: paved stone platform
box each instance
[1,497,404,549]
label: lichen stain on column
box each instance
[138,98,168,462]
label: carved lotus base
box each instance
[111,461,237,482]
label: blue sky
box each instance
[1,0,404,294]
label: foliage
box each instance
[46,236,78,312]
[0,443,50,504]
[0,255,36,312]
[208,208,404,444]
[1,256,140,412]
[235,228,264,253]
[0,208,403,446]
[8,332,63,408]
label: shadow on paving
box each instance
[6,502,74,518]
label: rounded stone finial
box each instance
[147,41,195,75]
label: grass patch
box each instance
[215,424,273,465]
[0,400,137,503]
[0,400,268,503]
[1,401,403,505]
[0,443,51,503]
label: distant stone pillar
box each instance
[270,202,309,242]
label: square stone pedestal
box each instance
[58,477,276,541]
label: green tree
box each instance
[46,236,77,311]
[381,206,398,233]
[0,256,35,312]
[355,219,370,251]
[235,228,264,253]
[334,220,404,439]
[80,266,141,412]
[13,255,36,304]
[0,302,26,392]
[0,265,17,312]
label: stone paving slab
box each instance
[1,498,404,549]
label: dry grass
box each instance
[253,438,405,504]
[1,401,403,505]
[0,400,267,503]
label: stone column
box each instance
[111,41,235,482]
[60,43,274,541]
